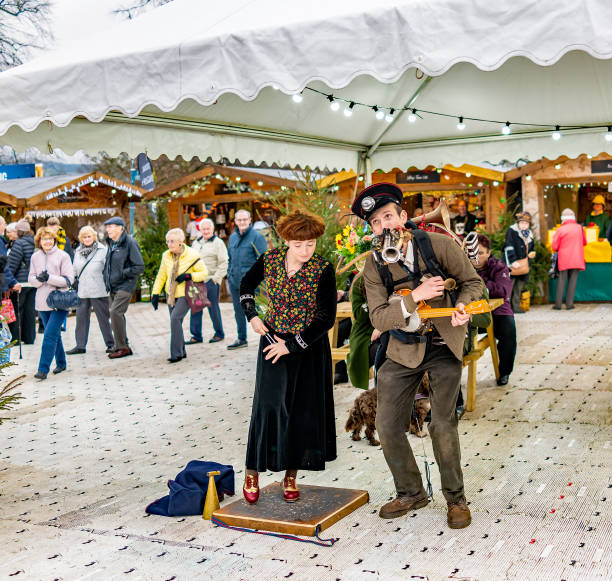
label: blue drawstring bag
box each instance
[146,461,234,517]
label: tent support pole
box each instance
[365,76,433,159]
[364,156,372,187]
[351,153,364,202]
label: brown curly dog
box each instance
[345,373,431,446]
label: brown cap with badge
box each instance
[351,182,404,221]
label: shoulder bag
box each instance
[182,258,211,313]
[47,275,81,311]
[73,247,98,292]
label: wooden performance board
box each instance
[212,483,369,536]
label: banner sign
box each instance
[0,163,36,181]
[590,159,612,174]
[396,171,441,184]
[136,153,155,191]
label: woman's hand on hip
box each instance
[250,316,269,335]
[263,336,289,363]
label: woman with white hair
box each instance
[187,218,228,344]
[66,226,114,354]
[151,228,208,362]
[552,209,587,310]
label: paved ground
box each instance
[0,302,610,581]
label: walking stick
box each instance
[16,291,22,359]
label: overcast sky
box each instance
[45,0,127,52]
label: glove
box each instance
[36,270,49,282]
[175,273,191,283]
[151,294,160,310]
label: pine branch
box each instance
[0,374,25,425]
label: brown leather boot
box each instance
[447,499,471,529]
[379,489,429,519]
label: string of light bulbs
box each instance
[290,87,612,142]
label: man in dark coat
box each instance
[226,210,267,349]
[103,216,144,358]
[451,200,477,236]
[355,183,482,530]
[7,220,35,344]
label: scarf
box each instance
[79,243,97,259]
[167,254,181,307]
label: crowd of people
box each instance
[0,185,605,531]
[0,208,272,380]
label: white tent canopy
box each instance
[1,0,612,171]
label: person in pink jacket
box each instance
[28,226,74,380]
[552,209,587,310]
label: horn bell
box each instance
[412,199,451,231]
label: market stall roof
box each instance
[0,172,145,206]
[1,0,612,170]
[144,163,302,200]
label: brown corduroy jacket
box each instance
[363,231,483,368]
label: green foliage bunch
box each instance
[135,201,169,292]
[0,344,24,426]
[253,169,342,264]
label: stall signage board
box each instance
[396,171,441,184]
[215,182,251,195]
[57,193,89,204]
[0,163,36,181]
[590,160,612,174]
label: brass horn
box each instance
[411,199,451,231]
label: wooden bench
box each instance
[462,298,503,411]
[329,299,504,411]
[329,302,353,377]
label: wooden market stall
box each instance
[321,164,507,232]
[0,172,145,244]
[144,164,302,242]
[515,153,612,302]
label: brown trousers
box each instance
[376,344,465,503]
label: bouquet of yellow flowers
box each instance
[335,223,373,261]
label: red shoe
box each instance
[243,473,259,504]
[282,476,299,502]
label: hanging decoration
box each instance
[292,87,612,141]
[28,207,119,219]
[44,174,143,202]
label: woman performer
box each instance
[239,210,337,503]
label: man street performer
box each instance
[353,183,482,529]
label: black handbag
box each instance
[47,276,81,311]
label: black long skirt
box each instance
[245,333,337,472]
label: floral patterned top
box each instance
[240,246,337,352]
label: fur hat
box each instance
[515,211,532,224]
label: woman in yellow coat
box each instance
[152,228,208,363]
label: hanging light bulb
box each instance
[502,122,511,135]
[605,126,612,141]
[526,175,532,181]
[373,106,384,120]
[327,94,340,112]
[292,93,303,103]
[552,125,562,140]
[344,102,355,117]
[407,109,417,123]
[457,116,466,131]
[385,108,395,123]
